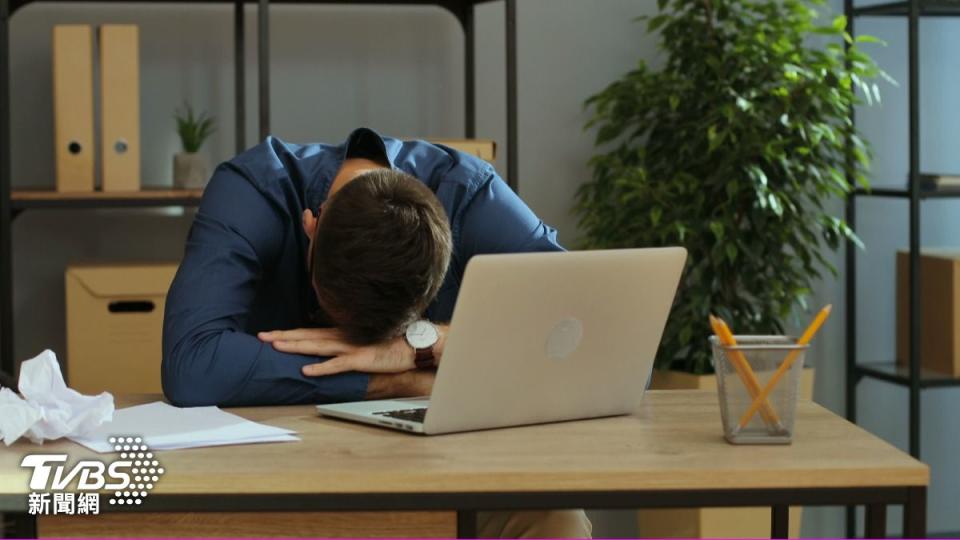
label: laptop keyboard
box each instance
[374,408,428,423]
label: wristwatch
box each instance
[405,320,439,369]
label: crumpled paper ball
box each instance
[0,350,114,445]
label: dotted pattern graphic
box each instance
[106,437,164,506]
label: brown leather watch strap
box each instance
[414,347,435,369]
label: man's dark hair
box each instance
[311,169,453,344]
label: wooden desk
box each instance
[0,391,929,538]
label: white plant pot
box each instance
[173,152,209,189]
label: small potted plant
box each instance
[173,103,215,189]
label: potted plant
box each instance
[575,0,887,535]
[173,103,216,189]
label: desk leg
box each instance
[457,510,477,539]
[865,504,886,538]
[846,505,857,538]
[902,486,926,538]
[2,513,37,539]
[771,505,789,539]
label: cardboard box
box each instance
[66,262,178,394]
[427,139,497,163]
[896,250,960,376]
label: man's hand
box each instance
[257,328,414,376]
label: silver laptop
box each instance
[316,247,687,435]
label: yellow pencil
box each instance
[736,305,833,430]
[710,315,782,431]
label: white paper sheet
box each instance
[69,401,300,453]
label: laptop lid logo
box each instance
[546,317,583,360]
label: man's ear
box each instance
[302,208,318,242]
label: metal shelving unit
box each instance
[844,0,960,536]
[0,0,520,388]
[851,0,960,16]
[854,186,960,199]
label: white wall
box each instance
[9,0,958,536]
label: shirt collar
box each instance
[315,127,397,204]
[341,127,392,168]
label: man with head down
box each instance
[162,128,592,538]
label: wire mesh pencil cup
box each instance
[709,335,808,444]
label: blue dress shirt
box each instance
[162,128,563,407]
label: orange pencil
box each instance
[736,305,832,430]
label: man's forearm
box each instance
[366,370,435,399]
[363,322,447,398]
[164,329,368,407]
[262,322,446,399]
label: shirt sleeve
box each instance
[459,173,565,256]
[161,166,370,407]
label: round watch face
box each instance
[405,320,439,349]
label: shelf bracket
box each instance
[257,0,269,140]
[235,0,246,154]
[505,0,517,192]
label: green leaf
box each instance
[650,206,663,226]
[726,179,739,198]
[174,101,216,153]
[648,14,669,32]
[768,194,783,217]
[747,165,769,188]
[725,243,738,263]
[675,222,687,242]
[679,325,693,346]
[832,15,848,32]
[707,125,724,152]
[709,221,724,241]
[855,34,884,45]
